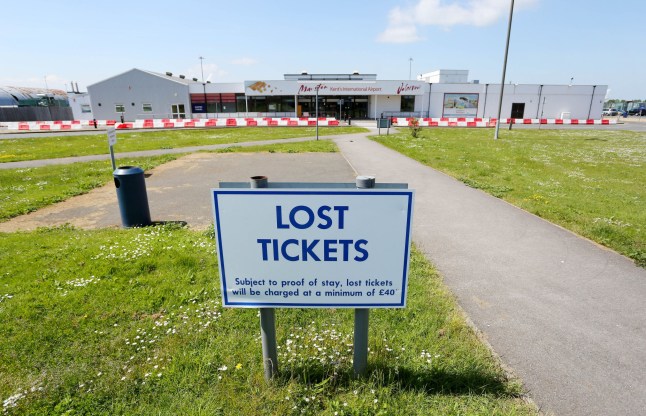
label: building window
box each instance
[142,103,153,112]
[401,95,415,112]
[171,104,186,119]
[81,105,91,113]
[236,94,247,113]
[115,104,125,113]
[248,97,267,112]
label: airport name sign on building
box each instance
[212,189,414,308]
[244,80,427,96]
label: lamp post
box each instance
[199,56,205,82]
[494,0,514,140]
[409,57,413,80]
[200,56,207,118]
[315,86,319,141]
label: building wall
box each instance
[419,70,469,84]
[88,69,190,121]
[86,68,607,120]
[67,92,93,120]
[421,83,607,119]
[188,82,245,94]
[0,107,73,122]
[369,95,402,118]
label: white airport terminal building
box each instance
[86,68,607,122]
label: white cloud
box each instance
[377,7,422,43]
[0,74,69,90]
[231,57,258,66]
[378,0,538,43]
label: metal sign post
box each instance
[354,175,375,376]
[213,177,413,381]
[107,127,117,171]
[378,118,391,136]
[250,176,279,380]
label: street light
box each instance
[494,0,515,140]
[200,57,207,118]
[409,57,413,80]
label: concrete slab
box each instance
[0,152,357,232]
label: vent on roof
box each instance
[301,70,308,75]
[352,70,360,75]
[206,81,211,83]
[192,78,198,81]
[166,72,172,76]
[179,75,185,79]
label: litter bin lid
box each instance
[113,166,144,176]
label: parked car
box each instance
[602,108,619,116]
[628,108,646,116]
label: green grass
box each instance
[0,155,180,222]
[0,140,338,223]
[0,225,536,415]
[372,128,646,266]
[0,127,366,162]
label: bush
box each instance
[409,117,420,138]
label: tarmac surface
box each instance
[2,124,646,415]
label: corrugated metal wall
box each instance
[0,107,74,122]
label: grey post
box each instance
[353,175,375,376]
[251,175,278,380]
[109,145,116,171]
[315,87,319,141]
[494,0,515,140]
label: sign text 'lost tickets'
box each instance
[212,189,414,308]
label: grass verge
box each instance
[0,140,338,223]
[372,128,646,266]
[0,155,180,222]
[0,127,365,162]
[0,225,536,415]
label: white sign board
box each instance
[244,80,427,96]
[107,127,117,146]
[212,189,414,308]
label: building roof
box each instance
[284,73,377,81]
[0,86,68,107]
[88,68,195,88]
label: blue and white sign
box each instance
[191,103,206,113]
[211,189,415,308]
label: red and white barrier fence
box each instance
[4,117,340,131]
[392,117,617,127]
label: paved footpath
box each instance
[334,129,646,416]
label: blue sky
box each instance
[1,0,643,99]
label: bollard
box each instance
[113,166,152,227]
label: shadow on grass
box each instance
[277,362,517,397]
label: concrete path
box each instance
[2,125,646,415]
[0,152,356,232]
[333,129,646,416]
[0,136,319,169]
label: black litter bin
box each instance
[113,166,152,227]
